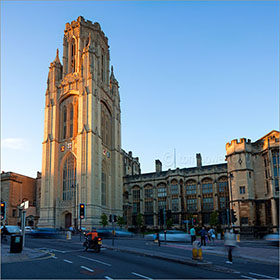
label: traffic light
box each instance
[1,202,6,220]
[192,218,197,225]
[166,210,172,220]
[231,209,237,223]
[109,214,117,223]
[79,203,85,219]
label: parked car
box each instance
[4,225,22,235]
[263,232,279,246]
[24,226,33,233]
[145,230,191,242]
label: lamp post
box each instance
[72,183,79,230]
[229,173,234,227]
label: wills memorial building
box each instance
[38,17,123,229]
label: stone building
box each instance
[226,130,279,233]
[38,16,123,229]
[0,172,41,227]
[123,154,229,228]
[122,150,141,177]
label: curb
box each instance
[102,245,238,274]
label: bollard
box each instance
[66,231,72,240]
[192,241,202,260]
[198,247,203,260]
[192,248,198,259]
[236,234,240,242]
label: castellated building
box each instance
[123,131,279,234]
[226,130,279,232]
[38,16,123,229]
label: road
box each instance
[1,236,279,279]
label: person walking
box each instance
[199,226,207,246]
[224,229,237,264]
[190,226,196,244]
[209,227,216,246]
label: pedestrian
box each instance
[190,226,196,244]
[209,227,216,246]
[224,229,237,264]
[199,226,207,246]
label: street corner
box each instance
[1,245,53,264]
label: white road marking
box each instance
[131,272,152,280]
[249,272,275,279]
[78,255,112,266]
[105,276,113,280]
[38,248,66,253]
[241,276,257,280]
[51,256,58,259]
[80,266,94,272]
[63,259,73,264]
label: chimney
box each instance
[196,153,202,168]
[155,159,162,173]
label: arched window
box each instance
[63,106,67,139]
[144,185,153,213]
[218,176,229,209]
[185,180,197,212]
[101,102,111,147]
[69,104,73,138]
[62,154,76,201]
[102,160,107,206]
[132,186,140,214]
[71,38,76,73]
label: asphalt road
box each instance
[1,237,279,279]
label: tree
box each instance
[136,213,143,232]
[166,218,173,229]
[210,210,219,227]
[116,216,125,228]
[100,213,108,228]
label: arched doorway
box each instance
[65,213,72,229]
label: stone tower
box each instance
[38,16,123,229]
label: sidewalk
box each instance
[101,238,279,267]
[1,244,50,264]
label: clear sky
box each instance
[1,1,279,177]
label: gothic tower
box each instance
[38,16,123,229]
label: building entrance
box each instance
[65,213,72,229]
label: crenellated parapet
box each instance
[226,137,252,156]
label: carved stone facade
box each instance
[0,172,41,227]
[226,130,279,232]
[38,17,123,229]
[123,154,229,228]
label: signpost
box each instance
[20,200,29,247]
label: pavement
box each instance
[1,243,51,264]
[1,236,279,270]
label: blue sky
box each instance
[1,1,279,177]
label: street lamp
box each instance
[72,183,78,230]
[229,173,234,227]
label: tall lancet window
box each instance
[101,160,107,206]
[69,104,73,138]
[63,106,67,139]
[62,154,76,201]
[71,38,76,73]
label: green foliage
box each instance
[116,216,125,228]
[100,213,108,228]
[166,218,173,229]
[210,210,219,227]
